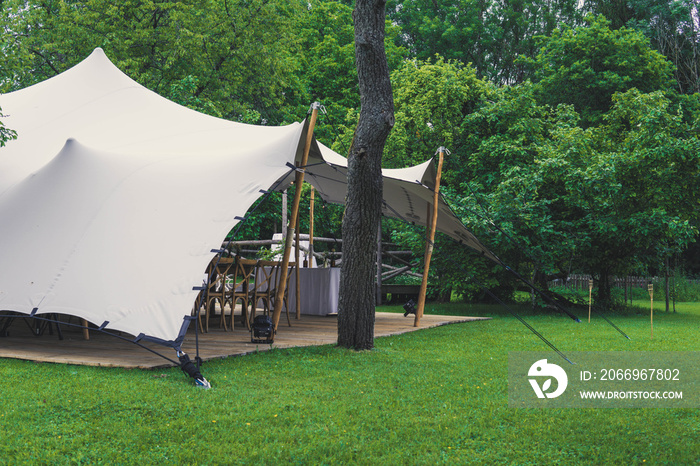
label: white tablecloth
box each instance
[287,267,340,316]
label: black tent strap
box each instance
[440,187,581,321]
[286,162,304,173]
[469,273,575,365]
[499,263,581,323]
[295,160,328,170]
[440,188,630,338]
[589,303,631,340]
[380,199,574,364]
[429,242,575,365]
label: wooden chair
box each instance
[203,257,235,332]
[227,257,257,330]
[248,260,280,326]
[195,258,216,332]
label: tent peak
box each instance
[57,138,87,156]
[90,47,106,57]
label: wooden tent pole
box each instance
[295,214,301,319]
[414,147,445,327]
[82,319,90,340]
[271,103,320,330]
[281,189,288,234]
[309,187,315,268]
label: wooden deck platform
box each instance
[0,312,489,369]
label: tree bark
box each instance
[596,269,613,311]
[337,0,394,350]
[665,256,670,313]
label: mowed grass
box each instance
[0,302,698,465]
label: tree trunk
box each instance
[530,267,537,311]
[665,256,670,313]
[337,0,394,350]
[595,269,613,311]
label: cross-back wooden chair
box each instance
[248,260,281,326]
[202,257,235,332]
[228,257,257,330]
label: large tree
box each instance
[384,56,485,170]
[337,0,394,350]
[624,0,700,94]
[386,0,582,84]
[457,87,700,308]
[526,15,676,126]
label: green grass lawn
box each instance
[1,302,698,465]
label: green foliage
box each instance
[385,56,485,169]
[457,86,700,307]
[295,0,358,137]
[327,51,488,252]
[668,276,700,302]
[386,0,583,84]
[295,1,405,146]
[584,0,700,94]
[1,0,308,123]
[0,106,17,147]
[526,15,676,126]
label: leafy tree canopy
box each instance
[1,0,308,124]
[295,0,405,146]
[387,0,583,84]
[526,15,676,126]
[454,86,700,306]
[384,56,485,170]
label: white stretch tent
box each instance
[0,48,496,349]
[0,48,308,347]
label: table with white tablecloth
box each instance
[287,267,340,316]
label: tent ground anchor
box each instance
[177,351,211,389]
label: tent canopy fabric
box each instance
[0,48,496,348]
[298,143,498,262]
[0,48,306,346]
